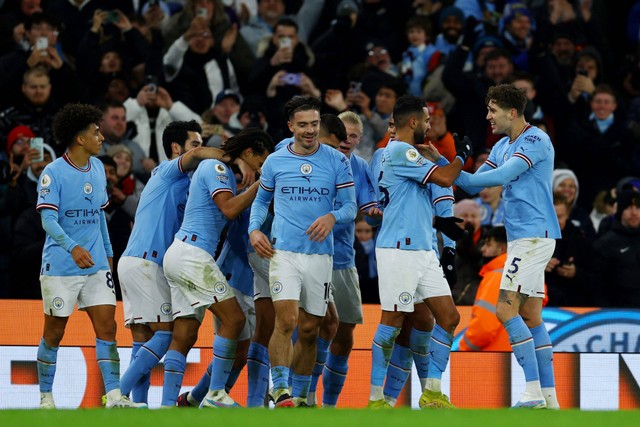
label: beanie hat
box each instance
[6,125,35,153]
[616,190,640,220]
[552,168,580,208]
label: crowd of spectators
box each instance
[0,0,639,308]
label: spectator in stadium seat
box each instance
[593,190,640,308]
[545,194,596,307]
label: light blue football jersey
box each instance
[217,206,253,296]
[37,154,110,276]
[176,159,236,256]
[275,137,294,152]
[249,143,356,255]
[481,125,560,241]
[375,140,439,251]
[122,157,189,265]
[369,147,454,254]
[333,153,377,269]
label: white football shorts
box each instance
[40,270,116,317]
[376,247,451,313]
[269,250,332,317]
[331,267,363,324]
[163,238,235,323]
[118,256,173,327]
[500,237,556,297]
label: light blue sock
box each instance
[271,365,290,391]
[322,353,349,406]
[410,328,432,381]
[427,324,452,381]
[504,316,539,382]
[96,338,120,393]
[309,337,330,393]
[247,342,270,407]
[225,365,243,393]
[291,373,311,399]
[121,332,172,396]
[37,337,58,393]
[530,324,555,388]
[209,336,237,391]
[370,324,401,387]
[383,344,412,399]
[161,350,186,406]
[190,363,212,403]
[129,341,149,403]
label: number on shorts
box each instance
[507,257,522,274]
[106,272,114,289]
[324,282,330,301]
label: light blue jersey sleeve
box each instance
[455,157,529,189]
[331,154,357,224]
[248,157,275,234]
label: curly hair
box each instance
[486,84,527,116]
[52,103,102,148]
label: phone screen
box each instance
[30,137,44,162]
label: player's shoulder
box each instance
[388,140,422,163]
[275,137,294,152]
[90,156,106,171]
[351,152,368,168]
[521,126,551,146]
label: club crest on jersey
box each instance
[84,182,93,194]
[52,297,64,310]
[300,164,313,174]
[215,163,226,174]
[399,292,413,305]
[40,174,51,188]
[405,148,419,162]
[503,153,509,163]
[271,281,283,294]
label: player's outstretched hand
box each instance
[453,133,473,163]
[440,247,457,287]
[249,230,274,258]
[71,246,95,269]
[433,216,468,241]
[306,213,336,242]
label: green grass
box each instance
[1,408,640,427]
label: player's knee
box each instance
[275,312,297,335]
[229,312,246,335]
[437,310,460,332]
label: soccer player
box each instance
[368,115,461,407]
[117,120,245,404]
[368,94,471,409]
[160,129,273,408]
[248,96,357,407]
[36,103,144,409]
[454,84,561,409]
[307,112,380,407]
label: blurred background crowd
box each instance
[0,0,639,308]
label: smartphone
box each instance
[30,137,44,163]
[196,7,208,18]
[35,36,48,53]
[279,37,292,49]
[105,10,119,24]
[577,68,588,77]
[349,81,362,94]
[281,72,301,86]
[144,75,158,93]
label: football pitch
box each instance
[1,408,639,427]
